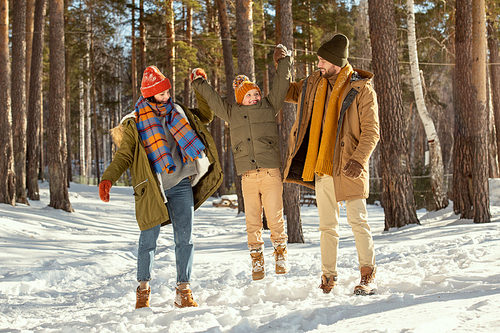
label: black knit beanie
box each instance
[317,34,349,68]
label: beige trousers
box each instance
[242,168,288,250]
[315,174,375,278]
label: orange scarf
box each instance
[302,64,353,181]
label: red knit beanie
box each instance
[140,66,172,98]
[233,75,261,105]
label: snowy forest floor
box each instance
[1,181,500,332]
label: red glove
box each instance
[342,159,364,179]
[190,68,207,82]
[99,180,112,202]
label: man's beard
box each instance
[321,69,333,79]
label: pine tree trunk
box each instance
[166,0,176,100]
[65,3,72,186]
[236,0,255,81]
[183,4,193,107]
[471,0,490,223]
[85,16,92,184]
[406,0,448,211]
[27,0,46,201]
[139,0,146,74]
[131,5,137,103]
[91,20,100,184]
[280,0,303,243]
[79,59,86,179]
[0,0,16,205]
[453,0,474,219]
[368,0,419,231]
[488,19,500,170]
[12,0,29,204]
[216,0,235,104]
[26,0,35,101]
[48,0,73,212]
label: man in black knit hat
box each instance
[283,33,380,295]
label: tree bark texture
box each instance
[280,0,304,243]
[139,0,146,74]
[12,0,28,204]
[166,0,176,100]
[368,0,419,231]
[236,0,255,81]
[0,0,15,205]
[49,0,73,212]
[471,0,490,223]
[26,0,35,100]
[453,0,474,219]
[488,20,500,171]
[183,4,193,107]
[27,0,47,201]
[131,6,137,103]
[406,0,448,211]
[216,0,235,104]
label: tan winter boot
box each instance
[319,274,337,294]
[174,288,198,308]
[273,243,289,274]
[135,286,151,309]
[250,248,265,280]
[354,266,376,295]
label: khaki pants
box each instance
[315,174,375,277]
[242,168,288,250]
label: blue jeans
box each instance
[137,177,195,284]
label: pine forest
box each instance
[1,0,499,232]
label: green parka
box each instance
[101,97,223,231]
[191,56,292,175]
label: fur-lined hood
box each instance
[110,111,136,148]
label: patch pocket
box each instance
[133,178,148,199]
[340,133,359,174]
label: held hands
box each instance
[274,44,292,64]
[342,159,364,179]
[99,180,112,202]
[190,68,207,82]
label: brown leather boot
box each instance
[174,288,198,308]
[135,286,151,309]
[354,266,376,295]
[319,274,337,294]
[250,248,265,280]
[273,243,289,274]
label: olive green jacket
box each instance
[191,56,292,175]
[101,98,223,231]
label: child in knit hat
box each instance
[190,45,292,281]
[99,65,222,309]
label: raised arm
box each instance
[190,69,232,123]
[267,47,292,112]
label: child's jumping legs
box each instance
[242,168,288,280]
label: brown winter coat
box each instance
[101,98,223,231]
[283,68,379,202]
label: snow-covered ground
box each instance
[1,180,500,332]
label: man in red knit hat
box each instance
[99,65,222,309]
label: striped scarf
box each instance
[302,64,353,181]
[135,96,205,174]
